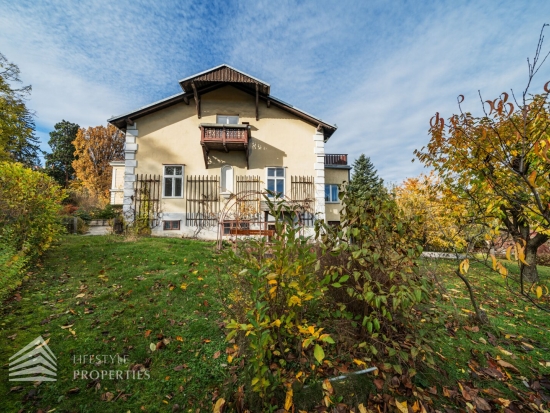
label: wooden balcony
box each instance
[324,154,348,166]
[199,123,251,169]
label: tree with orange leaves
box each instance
[415,25,550,285]
[72,124,124,204]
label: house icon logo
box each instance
[9,336,57,382]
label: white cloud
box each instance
[325,3,550,183]
[1,0,549,180]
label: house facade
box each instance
[108,65,350,239]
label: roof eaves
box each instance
[107,92,186,123]
[268,94,336,131]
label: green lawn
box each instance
[416,258,550,408]
[0,235,228,412]
[1,236,549,412]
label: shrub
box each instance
[223,198,332,407]
[0,162,65,298]
[316,188,435,373]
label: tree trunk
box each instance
[522,241,541,283]
[520,233,549,284]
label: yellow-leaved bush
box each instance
[223,197,333,407]
[0,162,65,298]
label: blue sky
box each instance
[1,0,549,183]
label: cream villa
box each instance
[108,65,350,239]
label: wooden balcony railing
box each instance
[200,123,251,169]
[324,154,348,165]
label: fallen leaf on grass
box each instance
[497,346,515,357]
[373,379,384,390]
[67,387,80,394]
[7,333,17,340]
[149,343,156,352]
[213,350,221,359]
[395,400,408,413]
[61,324,74,329]
[101,392,114,402]
[75,293,85,298]
[173,365,188,371]
[473,396,491,411]
[10,386,24,392]
[213,398,225,413]
[176,336,183,342]
[497,360,520,373]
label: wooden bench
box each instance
[229,228,275,236]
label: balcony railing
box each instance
[324,154,348,165]
[200,124,249,147]
[199,123,251,169]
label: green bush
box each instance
[223,197,332,407]
[0,162,65,298]
[317,188,435,371]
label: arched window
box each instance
[221,165,234,193]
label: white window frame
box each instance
[221,165,234,194]
[163,165,184,198]
[216,115,239,124]
[266,167,285,198]
[325,184,339,203]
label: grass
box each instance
[1,236,549,412]
[0,235,228,412]
[416,258,550,406]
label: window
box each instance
[163,220,180,230]
[221,165,234,193]
[216,115,239,124]
[267,167,285,197]
[325,184,339,203]
[163,165,183,198]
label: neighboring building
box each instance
[108,64,350,238]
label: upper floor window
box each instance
[221,165,234,193]
[163,165,183,198]
[217,115,239,124]
[267,167,285,197]
[325,184,339,203]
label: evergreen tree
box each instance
[348,154,384,195]
[0,52,41,167]
[45,120,80,187]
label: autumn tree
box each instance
[0,52,41,166]
[72,124,124,203]
[45,120,80,187]
[394,173,469,252]
[348,154,384,196]
[415,25,550,284]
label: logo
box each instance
[9,336,57,382]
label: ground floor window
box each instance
[163,165,183,198]
[267,167,285,197]
[325,184,339,202]
[163,220,180,230]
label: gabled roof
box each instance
[108,65,337,139]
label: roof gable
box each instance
[179,64,270,96]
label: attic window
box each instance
[217,115,239,124]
